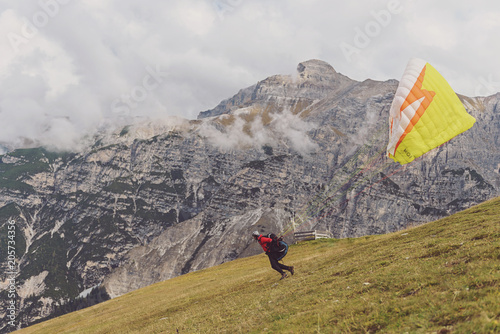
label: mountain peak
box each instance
[198,59,355,119]
[296,59,337,81]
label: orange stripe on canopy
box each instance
[393,65,436,153]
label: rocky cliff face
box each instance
[1,59,499,332]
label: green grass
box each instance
[15,197,500,333]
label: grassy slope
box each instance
[15,197,500,334]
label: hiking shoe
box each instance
[280,273,288,280]
[289,266,294,275]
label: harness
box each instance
[274,240,288,261]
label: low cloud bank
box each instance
[198,109,319,156]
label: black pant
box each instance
[267,253,292,274]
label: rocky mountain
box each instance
[1,59,499,332]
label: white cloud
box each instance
[198,109,318,156]
[269,109,319,156]
[0,0,499,151]
[170,1,216,36]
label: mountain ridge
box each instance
[197,59,357,119]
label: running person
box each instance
[252,231,294,280]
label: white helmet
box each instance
[252,231,260,237]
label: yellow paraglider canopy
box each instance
[387,58,476,164]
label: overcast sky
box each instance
[1,0,499,151]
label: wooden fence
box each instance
[293,230,333,242]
